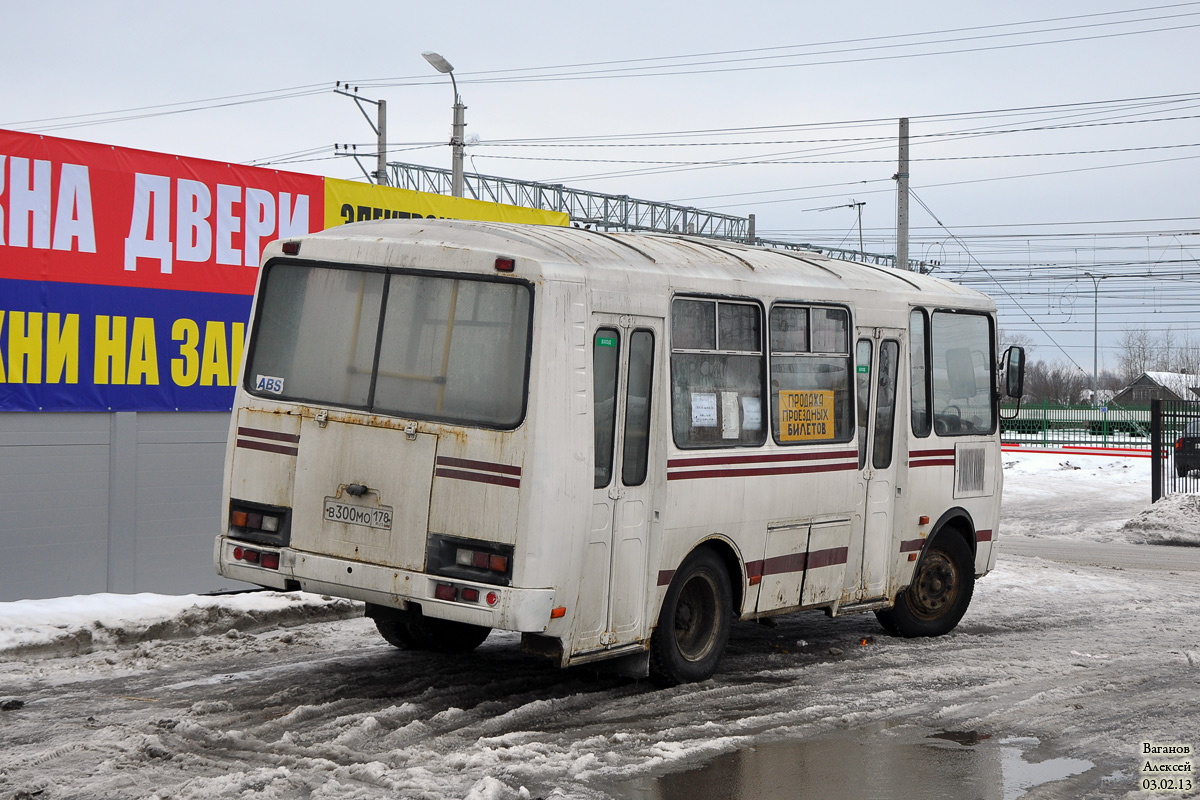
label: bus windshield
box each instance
[245,262,533,428]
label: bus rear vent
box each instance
[957,447,986,494]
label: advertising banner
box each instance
[0,129,323,411]
[324,177,568,228]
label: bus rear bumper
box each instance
[214,537,555,632]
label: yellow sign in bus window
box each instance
[778,390,835,441]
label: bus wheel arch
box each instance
[875,518,975,638]
[648,544,734,687]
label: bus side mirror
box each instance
[1002,346,1025,399]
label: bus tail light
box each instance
[231,546,280,570]
[428,535,514,586]
[435,583,458,602]
[228,499,291,547]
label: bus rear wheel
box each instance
[370,607,491,653]
[649,548,732,687]
[875,533,974,638]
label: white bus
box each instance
[215,219,1024,686]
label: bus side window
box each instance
[594,329,621,488]
[873,340,900,469]
[622,330,655,486]
[909,309,932,437]
[769,305,852,446]
[856,339,873,469]
[931,312,995,435]
[670,298,765,448]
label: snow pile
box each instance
[1001,450,1153,543]
[1120,492,1200,546]
[0,591,360,658]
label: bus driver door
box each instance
[577,316,663,655]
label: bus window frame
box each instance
[767,300,855,447]
[243,257,537,432]
[928,308,998,437]
[668,293,768,450]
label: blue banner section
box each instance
[0,278,252,411]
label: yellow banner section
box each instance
[778,389,836,442]
[324,178,568,229]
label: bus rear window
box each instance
[246,262,532,429]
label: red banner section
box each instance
[0,129,324,296]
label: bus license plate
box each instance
[323,498,393,530]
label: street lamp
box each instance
[422,51,465,199]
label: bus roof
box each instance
[296,219,994,312]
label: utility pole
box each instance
[895,117,910,271]
[334,82,389,186]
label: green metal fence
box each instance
[1000,403,1151,448]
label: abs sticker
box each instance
[255,374,285,394]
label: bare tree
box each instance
[1117,327,1156,384]
[1023,360,1089,405]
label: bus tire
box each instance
[374,615,491,654]
[648,548,732,687]
[875,533,974,638]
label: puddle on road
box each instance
[616,725,1094,800]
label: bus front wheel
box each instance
[875,533,974,638]
[649,548,732,687]
[373,612,490,654]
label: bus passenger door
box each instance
[847,331,905,602]
[578,316,662,653]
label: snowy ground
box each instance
[1,451,1198,799]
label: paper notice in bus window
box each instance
[779,389,835,441]
[691,393,718,427]
[741,396,762,430]
[721,391,740,439]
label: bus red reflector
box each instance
[486,592,499,606]
[435,584,457,601]
[282,241,301,255]
[260,552,280,570]
[494,257,515,272]
[233,547,244,560]
[461,588,480,602]
[551,606,566,619]
[919,515,930,525]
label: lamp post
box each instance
[1084,272,1107,406]
[422,51,465,198]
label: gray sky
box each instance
[4,1,1200,372]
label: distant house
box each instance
[1111,371,1200,406]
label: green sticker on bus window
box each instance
[597,336,617,348]
[856,364,869,374]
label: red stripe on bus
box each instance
[909,448,954,458]
[435,456,522,476]
[235,438,299,457]
[899,538,925,552]
[976,529,994,542]
[667,462,857,481]
[762,552,807,576]
[667,449,857,469]
[806,546,849,569]
[434,468,521,489]
[910,458,956,468]
[237,426,301,444]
